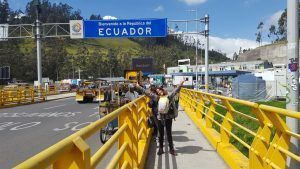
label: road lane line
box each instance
[92,107,99,109]
[44,104,66,110]
[89,112,99,117]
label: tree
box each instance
[0,0,10,23]
[268,25,278,43]
[255,22,264,46]
[277,9,287,41]
[89,14,102,20]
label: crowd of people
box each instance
[100,80,185,156]
[135,80,185,156]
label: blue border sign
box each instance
[84,18,168,38]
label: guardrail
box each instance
[0,87,45,107]
[14,96,152,169]
[180,88,300,169]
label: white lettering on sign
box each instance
[10,122,41,131]
[53,122,93,132]
[106,28,112,36]
[99,28,104,36]
[122,28,128,36]
[146,27,151,35]
[98,27,152,37]
[130,28,136,35]
[138,28,143,35]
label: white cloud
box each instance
[103,16,118,20]
[209,36,268,58]
[154,5,164,12]
[264,10,284,29]
[179,0,207,6]
[180,34,268,58]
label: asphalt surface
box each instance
[0,97,116,169]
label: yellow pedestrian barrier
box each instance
[179,88,300,169]
[0,87,45,108]
[14,96,152,169]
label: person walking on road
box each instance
[136,80,185,156]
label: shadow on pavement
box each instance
[172,130,187,135]
[172,135,194,142]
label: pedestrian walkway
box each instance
[46,92,75,101]
[145,108,227,169]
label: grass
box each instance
[211,100,286,157]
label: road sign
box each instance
[83,18,168,38]
[70,20,84,39]
[0,66,10,79]
[0,24,8,41]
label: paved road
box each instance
[0,97,116,169]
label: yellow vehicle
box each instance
[124,70,143,83]
[76,81,101,103]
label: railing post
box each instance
[0,90,3,107]
[119,103,139,169]
[52,137,91,169]
[205,95,216,128]
[259,107,291,169]
[249,106,272,169]
[31,89,35,103]
[196,92,205,119]
[220,99,235,144]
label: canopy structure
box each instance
[232,74,267,101]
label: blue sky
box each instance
[8,0,286,57]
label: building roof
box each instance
[170,70,250,76]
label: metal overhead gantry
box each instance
[0,0,71,89]
[168,14,209,91]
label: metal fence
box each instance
[180,88,300,169]
[14,96,152,169]
[0,87,45,107]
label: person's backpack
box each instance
[169,100,178,119]
[158,96,170,114]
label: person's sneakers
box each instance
[157,148,164,155]
[169,149,177,156]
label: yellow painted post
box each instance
[17,89,21,104]
[196,92,205,119]
[0,90,3,106]
[119,104,138,169]
[31,89,35,103]
[260,108,291,169]
[220,99,234,143]
[52,137,91,169]
[249,107,272,169]
[205,95,217,128]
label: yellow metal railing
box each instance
[14,96,152,169]
[180,88,300,169]
[0,87,45,107]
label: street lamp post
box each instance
[35,0,42,88]
[204,14,209,92]
[286,0,299,168]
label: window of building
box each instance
[231,67,235,70]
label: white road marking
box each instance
[92,107,99,109]
[44,104,66,110]
[53,98,73,102]
[89,112,99,117]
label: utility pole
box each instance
[186,9,199,90]
[35,0,42,88]
[286,0,299,168]
[204,14,209,92]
